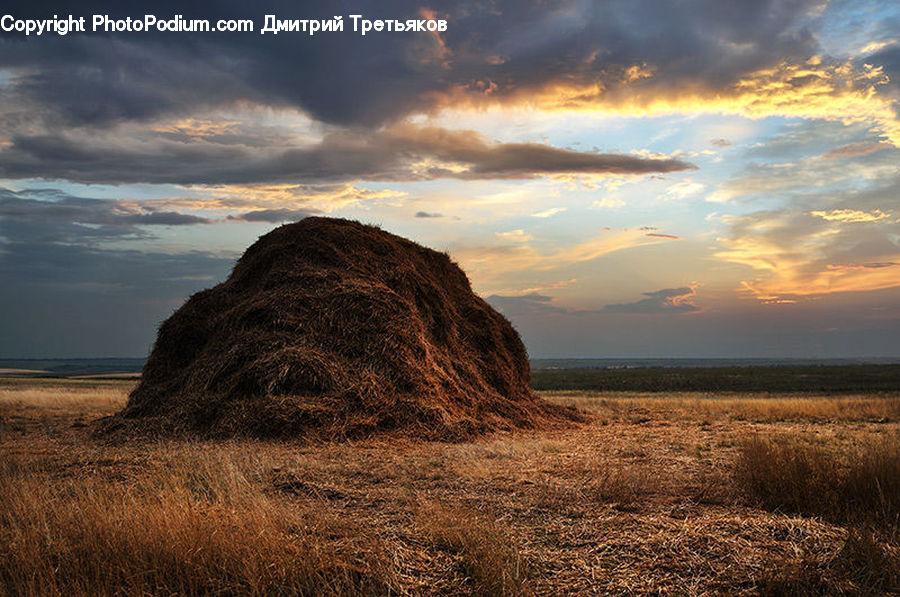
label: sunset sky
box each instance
[1,0,899,358]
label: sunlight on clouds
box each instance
[716,210,900,300]
[859,39,898,55]
[743,261,900,299]
[661,179,705,201]
[152,118,243,138]
[591,197,625,209]
[149,106,325,144]
[490,277,579,297]
[155,184,406,213]
[531,207,567,218]
[810,208,892,223]
[435,58,900,147]
[454,229,676,292]
[495,229,534,242]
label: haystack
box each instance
[100,217,579,440]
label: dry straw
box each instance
[98,217,581,440]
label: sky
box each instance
[1,0,899,359]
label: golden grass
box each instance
[0,449,399,596]
[734,433,900,532]
[0,385,127,411]
[551,391,900,423]
[2,380,900,595]
[422,503,530,596]
[758,527,900,595]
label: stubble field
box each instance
[1,376,898,595]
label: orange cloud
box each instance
[152,184,407,212]
[741,262,900,299]
[454,228,678,291]
[152,118,243,138]
[810,209,891,223]
[716,210,900,300]
[433,58,900,146]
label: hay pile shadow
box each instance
[99,217,581,440]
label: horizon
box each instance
[4,355,900,365]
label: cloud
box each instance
[450,57,900,147]
[0,188,211,244]
[0,0,868,198]
[715,185,900,300]
[454,227,680,290]
[0,123,694,185]
[827,262,898,270]
[661,179,705,201]
[0,0,830,131]
[532,207,567,218]
[821,141,891,159]
[163,184,407,212]
[810,208,891,223]
[495,229,533,242]
[226,208,320,223]
[487,286,700,317]
[710,138,732,148]
[415,211,443,218]
[645,232,680,239]
[591,197,625,209]
[860,39,899,55]
[486,293,569,317]
[707,120,900,203]
[602,287,699,313]
[0,186,234,356]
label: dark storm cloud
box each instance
[0,125,694,184]
[0,0,823,129]
[227,207,320,222]
[0,0,824,189]
[602,287,699,313]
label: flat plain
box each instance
[1,372,898,595]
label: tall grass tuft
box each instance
[734,433,900,532]
[423,503,531,596]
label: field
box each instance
[2,372,899,595]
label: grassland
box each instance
[1,375,899,595]
[530,363,900,393]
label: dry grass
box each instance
[551,391,900,423]
[2,381,900,595]
[112,217,577,441]
[758,528,900,596]
[0,385,127,411]
[734,433,900,532]
[0,449,399,596]
[422,503,530,596]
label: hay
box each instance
[99,217,580,440]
